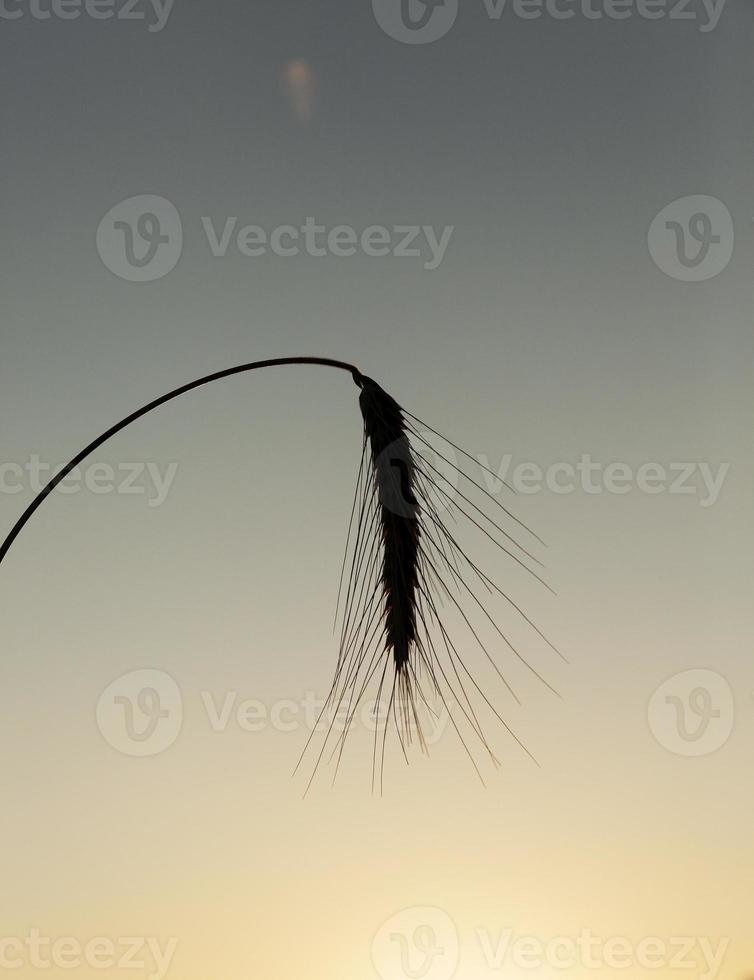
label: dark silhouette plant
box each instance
[0,357,563,788]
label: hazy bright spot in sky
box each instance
[284,59,316,122]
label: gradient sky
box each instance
[1,2,753,979]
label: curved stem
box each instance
[0,356,364,567]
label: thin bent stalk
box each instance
[0,357,363,567]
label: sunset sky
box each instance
[1,1,752,979]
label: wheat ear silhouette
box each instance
[0,357,563,788]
